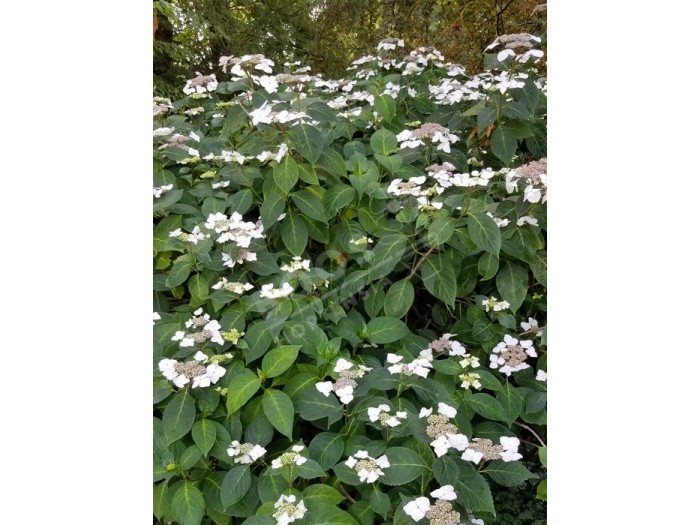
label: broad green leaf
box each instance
[166,254,194,288]
[498,381,524,426]
[295,458,326,479]
[482,460,538,487]
[537,479,547,501]
[281,214,308,256]
[292,190,328,223]
[303,484,345,507]
[163,389,196,445]
[289,123,325,164]
[317,149,347,179]
[187,274,209,303]
[365,317,409,344]
[260,190,286,230]
[477,106,497,130]
[154,215,181,253]
[496,260,529,312]
[478,252,500,280]
[467,212,501,255]
[469,393,507,422]
[301,505,360,525]
[262,345,301,378]
[323,184,355,217]
[421,254,456,308]
[226,370,261,415]
[539,446,547,468]
[491,125,518,166]
[221,465,251,507]
[373,94,396,122]
[370,128,398,156]
[273,155,299,194]
[242,320,274,363]
[383,279,414,318]
[153,481,170,519]
[382,447,429,486]
[433,456,459,486]
[262,389,294,440]
[191,418,216,456]
[427,217,455,245]
[455,464,495,515]
[309,432,345,469]
[369,488,390,519]
[171,481,205,525]
[297,388,343,423]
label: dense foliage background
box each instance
[154,9,547,525]
[154,0,546,98]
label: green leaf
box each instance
[171,481,205,525]
[537,479,547,501]
[427,217,455,246]
[153,481,170,519]
[262,389,294,440]
[262,345,301,378]
[166,254,195,288]
[539,446,547,468]
[323,184,355,217]
[478,252,500,280]
[292,190,328,223]
[309,432,345,469]
[281,214,308,256]
[273,155,299,194]
[295,458,326,479]
[374,153,403,173]
[498,382,524,426]
[373,94,396,122]
[163,390,196,445]
[188,274,209,303]
[317,149,347,179]
[154,215,181,253]
[467,212,501,255]
[455,464,495,515]
[226,370,261,415]
[383,279,414,318]
[303,484,345,507]
[421,254,456,308]
[191,418,216,456]
[260,190,286,230]
[496,260,529,312]
[469,393,507,422]
[382,447,428,486]
[369,488,390,519]
[490,125,518,166]
[242,320,274,363]
[221,465,252,507]
[301,506,360,525]
[365,317,409,344]
[370,128,398,156]
[433,456,459,486]
[477,106,497,130]
[297,388,343,423]
[289,123,325,164]
[482,460,538,487]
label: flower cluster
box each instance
[271,444,307,469]
[272,494,307,525]
[404,485,461,524]
[396,123,458,153]
[489,335,537,376]
[204,212,264,246]
[420,403,469,457]
[462,436,522,464]
[367,404,407,427]
[316,358,371,404]
[211,278,254,294]
[159,351,226,388]
[280,256,311,273]
[169,226,208,245]
[171,308,225,347]
[427,333,467,356]
[482,296,511,312]
[260,282,295,299]
[505,158,547,203]
[386,351,433,379]
[153,184,174,198]
[388,176,427,197]
[183,73,218,95]
[226,441,266,464]
[345,450,390,483]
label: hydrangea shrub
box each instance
[154,34,547,525]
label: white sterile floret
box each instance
[272,494,306,525]
[367,404,407,428]
[260,283,295,299]
[386,352,432,378]
[489,335,537,376]
[438,403,457,418]
[211,278,254,294]
[499,436,523,461]
[153,312,161,325]
[280,256,311,273]
[227,441,267,464]
[482,296,511,312]
[460,372,483,390]
[256,143,289,164]
[153,127,174,136]
[153,184,174,198]
[211,181,230,189]
[250,103,274,126]
[350,236,374,246]
[521,317,539,332]
[536,369,547,382]
[430,485,457,501]
[255,75,279,93]
[271,445,307,469]
[345,451,390,483]
[486,212,509,228]
[404,497,431,521]
[183,73,218,95]
[159,352,226,389]
[517,215,539,226]
[388,176,426,196]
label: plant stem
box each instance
[514,421,546,447]
[408,246,435,279]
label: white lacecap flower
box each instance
[271,446,307,469]
[438,403,457,418]
[520,317,539,331]
[430,485,457,501]
[153,312,161,324]
[273,494,307,525]
[280,256,311,273]
[227,441,267,464]
[345,451,390,483]
[536,369,547,381]
[260,282,295,299]
[404,497,431,521]
[517,215,539,227]
[489,335,537,376]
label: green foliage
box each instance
[154,33,546,525]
